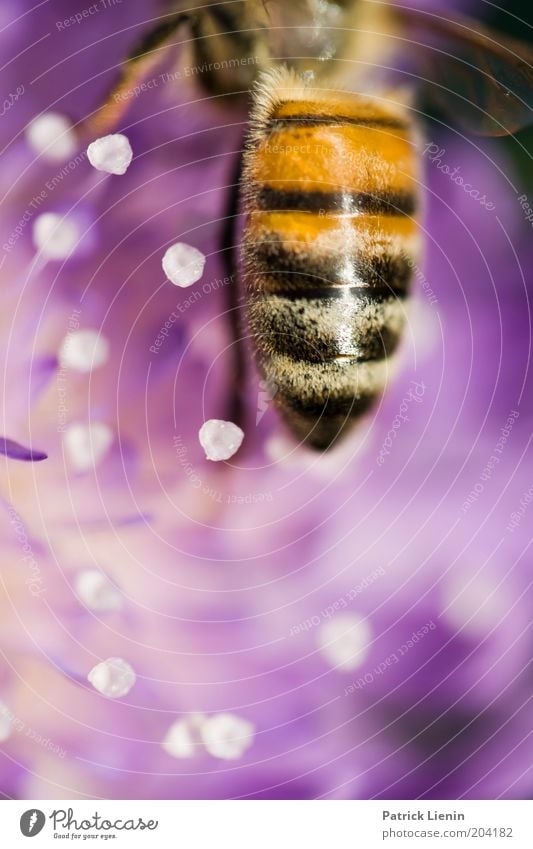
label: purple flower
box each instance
[0,0,531,801]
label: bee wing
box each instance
[390,5,533,136]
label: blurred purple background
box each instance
[0,0,531,799]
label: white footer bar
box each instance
[1,799,531,848]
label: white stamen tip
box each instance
[162,242,205,287]
[199,419,244,461]
[75,570,122,613]
[201,713,254,761]
[88,657,136,699]
[33,212,80,260]
[25,112,77,162]
[87,133,133,175]
[64,422,113,472]
[0,701,13,743]
[317,613,372,671]
[162,714,207,759]
[59,329,109,373]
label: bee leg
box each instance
[221,146,247,433]
[77,10,190,141]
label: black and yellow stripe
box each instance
[246,241,413,293]
[255,187,417,216]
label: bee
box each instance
[82,1,533,450]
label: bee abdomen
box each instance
[242,69,421,449]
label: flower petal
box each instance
[0,437,47,461]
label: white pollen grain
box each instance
[162,242,205,287]
[87,133,133,175]
[33,213,80,261]
[75,570,122,613]
[162,714,207,759]
[64,422,113,472]
[201,713,254,761]
[87,657,136,699]
[59,329,109,373]
[198,419,244,461]
[317,613,372,671]
[25,112,77,162]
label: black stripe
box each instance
[281,392,378,420]
[267,114,408,131]
[281,403,373,450]
[281,396,378,449]
[253,325,402,365]
[265,285,406,302]
[249,294,404,364]
[256,187,417,216]
[245,242,413,292]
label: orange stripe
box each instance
[246,211,419,254]
[250,124,417,194]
